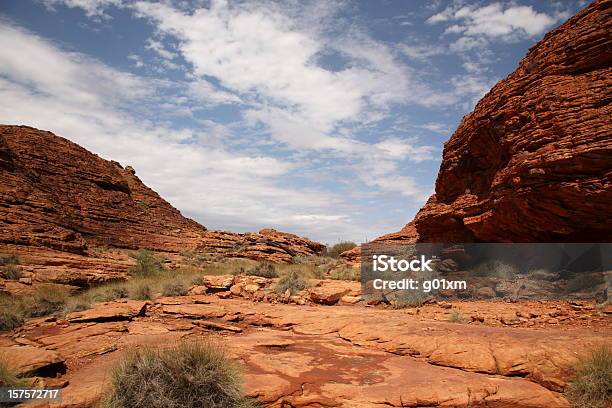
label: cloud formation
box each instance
[1,0,573,243]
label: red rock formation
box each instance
[395,0,611,243]
[0,125,324,267]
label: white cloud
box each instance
[127,54,144,68]
[428,3,566,42]
[41,0,121,17]
[0,20,367,243]
[188,79,243,107]
[0,1,450,243]
[145,38,177,60]
[400,44,446,61]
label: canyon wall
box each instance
[0,125,324,267]
[402,0,611,243]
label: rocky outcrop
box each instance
[0,125,324,268]
[387,0,612,244]
[4,294,609,407]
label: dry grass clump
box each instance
[162,281,188,297]
[329,266,360,282]
[391,290,429,309]
[1,264,23,280]
[233,263,278,278]
[0,254,20,266]
[0,296,24,331]
[101,341,254,408]
[327,242,357,258]
[131,283,153,300]
[565,345,611,408]
[0,285,71,330]
[25,285,71,317]
[564,273,604,295]
[471,260,519,280]
[448,309,464,323]
[0,355,26,387]
[275,271,309,295]
[0,254,23,280]
[202,259,258,276]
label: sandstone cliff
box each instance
[0,125,324,267]
[394,0,610,244]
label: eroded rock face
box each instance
[390,0,612,243]
[0,125,324,271]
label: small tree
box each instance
[129,249,164,277]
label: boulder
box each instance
[1,345,65,376]
[309,281,355,305]
[67,300,147,322]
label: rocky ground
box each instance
[2,276,610,408]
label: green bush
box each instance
[162,282,188,297]
[327,242,357,259]
[565,345,611,408]
[275,271,309,295]
[129,250,165,277]
[101,341,254,408]
[1,265,23,280]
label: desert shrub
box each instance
[191,275,205,285]
[1,264,23,280]
[471,260,519,280]
[0,254,20,266]
[329,266,360,281]
[61,298,92,315]
[129,250,165,277]
[565,273,604,294]
[244,263,278,278]
[162,281,188,297]
[24,285,70,317]
[130,283,153,300]
[449,310,464,323]
[275,271,309,295]
[0,355,25,387]
[391,290,429,308]
[203,259,258,276]
[88,284,129,303]
[565,345,611,408]
[526,268,559,281]
[109,286,129,299]
[101,341,254,408]
[327,242,357,259]
[0,297,24,331]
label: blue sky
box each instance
[0,0,587,244]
